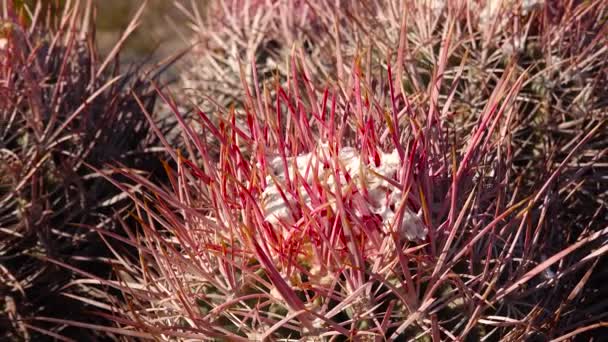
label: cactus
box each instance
[0,1,173,339]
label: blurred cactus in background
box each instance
[0,1,174,339]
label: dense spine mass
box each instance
[1,0,606,340]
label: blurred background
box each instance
[95,0,204,64]
[15,0,206,64]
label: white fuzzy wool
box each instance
[260,145,427,242]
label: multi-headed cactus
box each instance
[10,0,604,340]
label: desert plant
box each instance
[180,0,608,280]
[33,0,606,340]
[76,43,606,342]
[0,1,174,340]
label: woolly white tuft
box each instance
[260,144,427,242]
